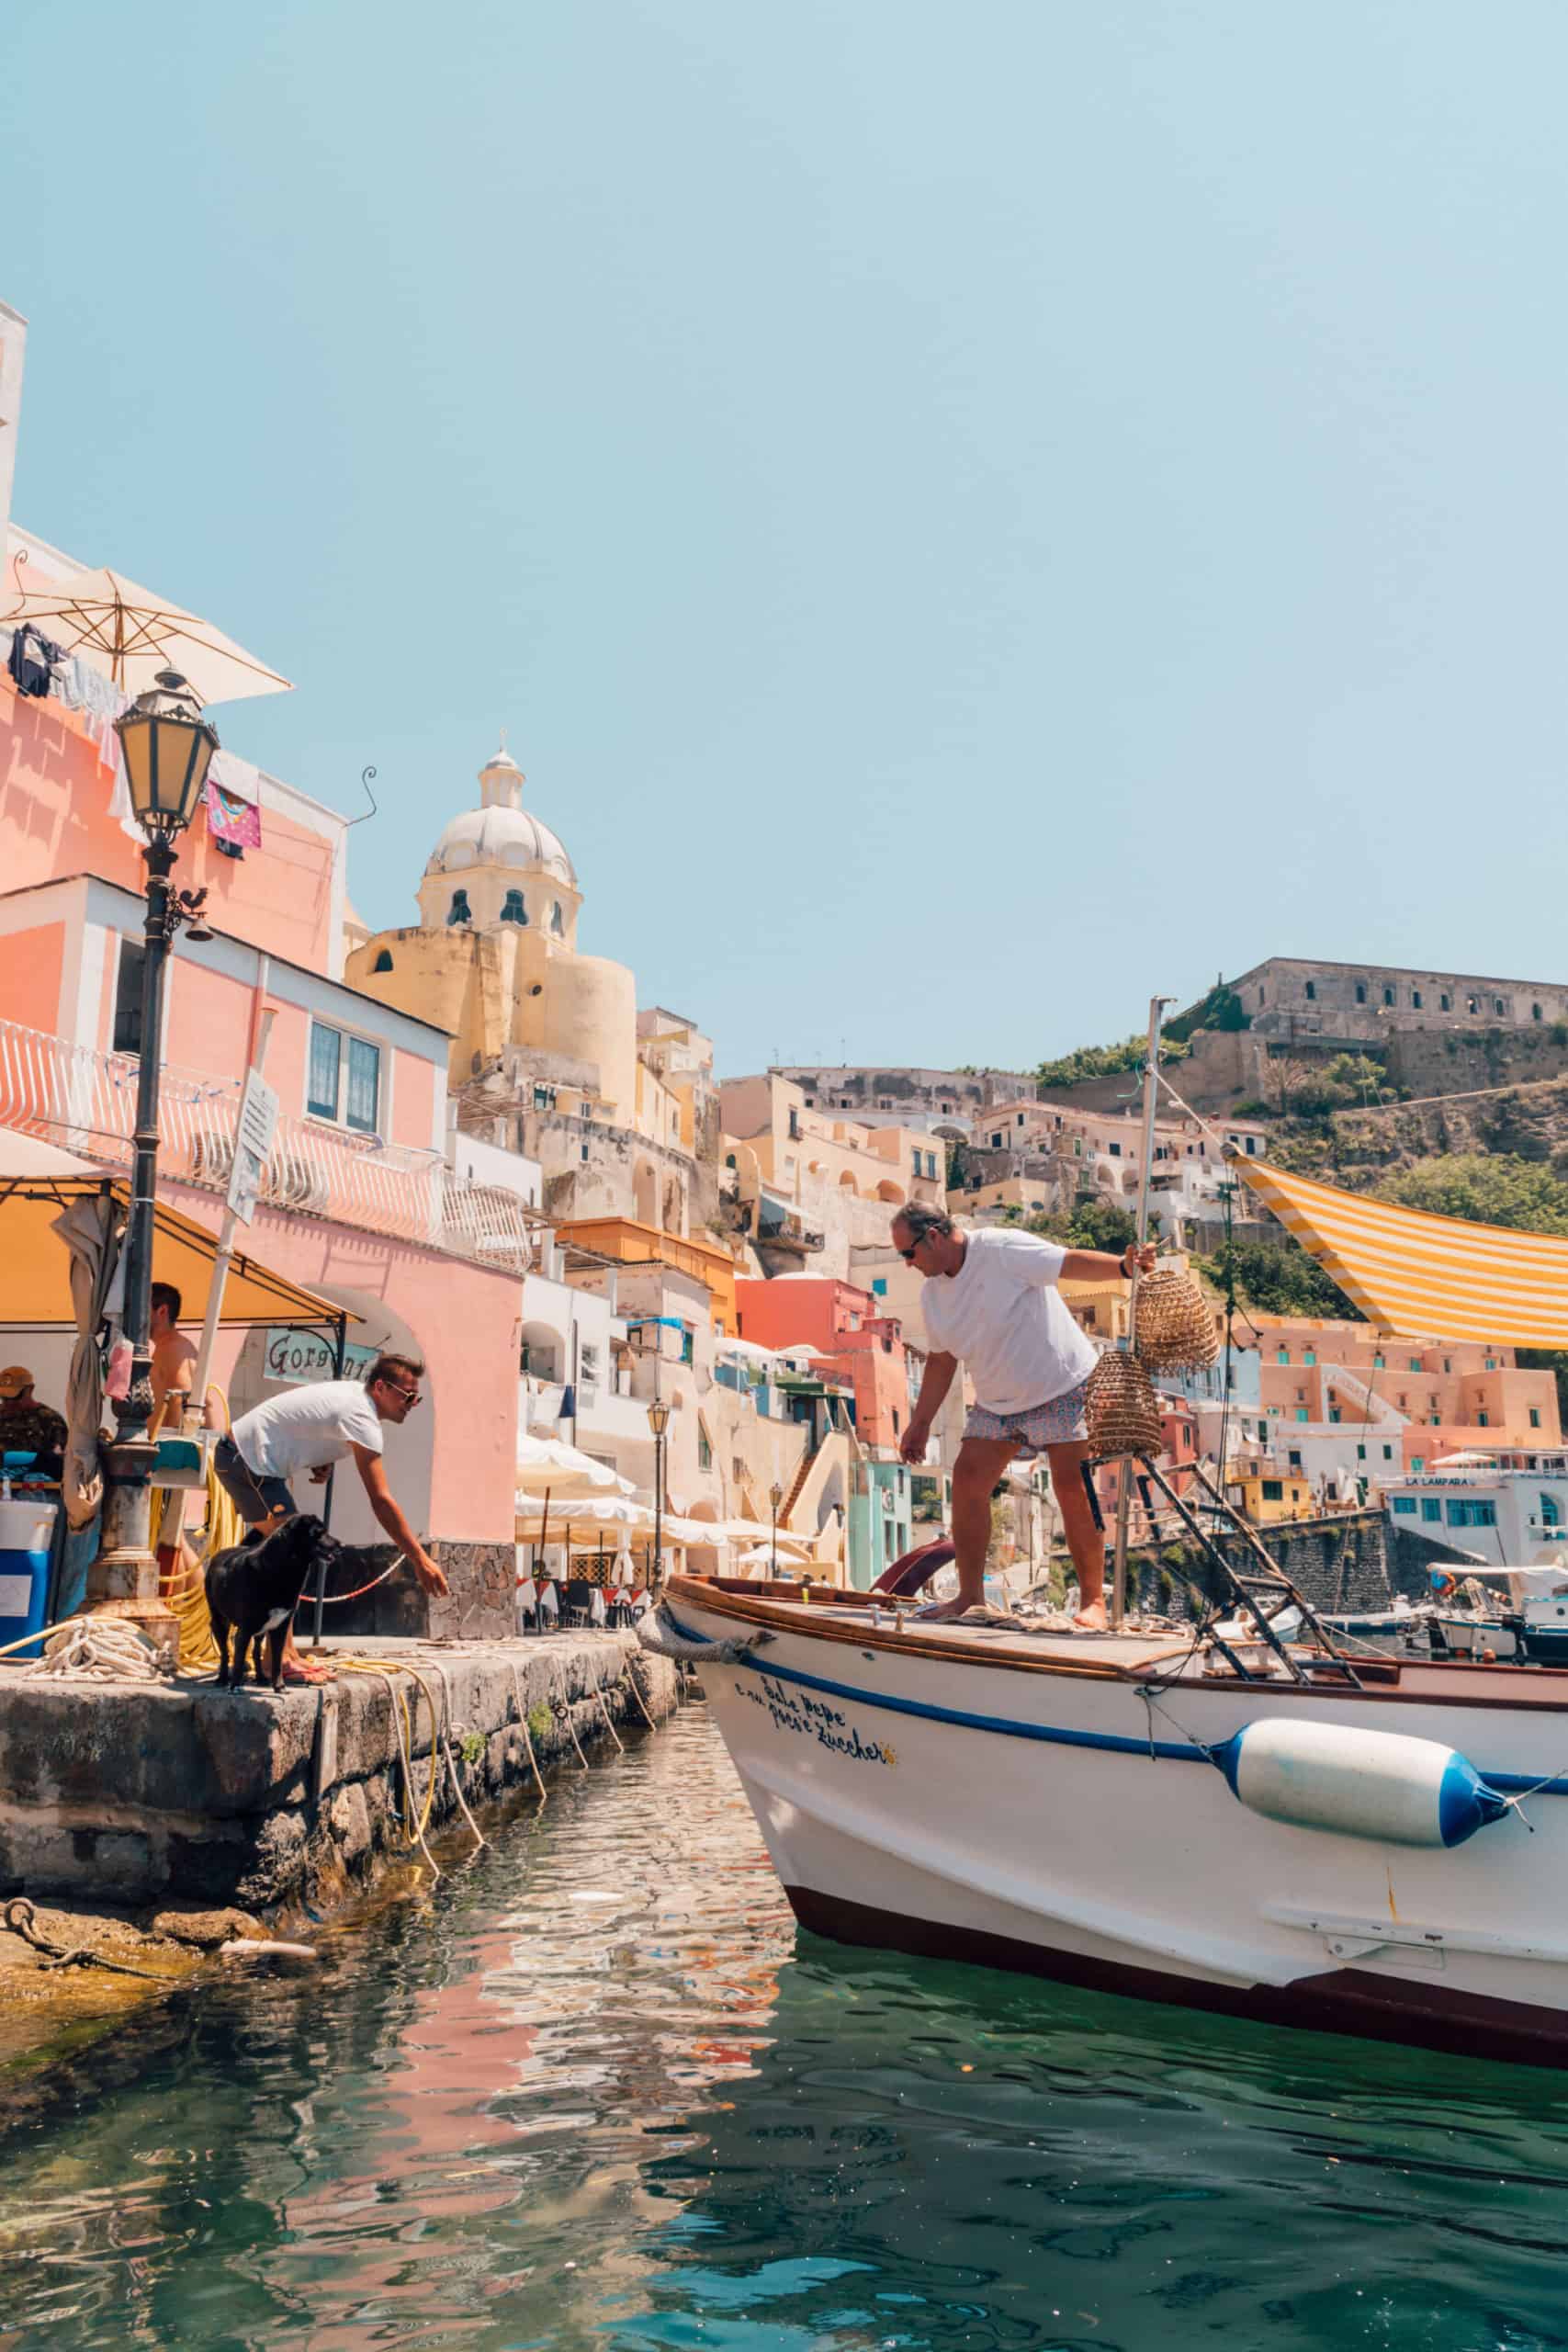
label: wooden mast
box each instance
[1110,995,1168,1626]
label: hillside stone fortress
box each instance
[770,1065,1038,1138]
[1226,957,1568,1049]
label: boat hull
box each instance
[666,1581,1568,2067]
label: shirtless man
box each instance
[148,1283,208,1598]
[149,1283,198,1437]
[893,1204,1154,1626]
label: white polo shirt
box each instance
[920,1228,1098,1417]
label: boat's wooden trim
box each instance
[665,1576,1568,1714]
[665,1577,1137,1681]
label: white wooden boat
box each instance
[647,1575,1568,2067]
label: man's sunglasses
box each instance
[378,1379,422,1405]
[897,1239,924,1263]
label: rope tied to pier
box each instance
[3,1897,176,1981]
[636,1607,775,1666]
[2,1618,176,1683]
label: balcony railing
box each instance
[0,1017,540,1271]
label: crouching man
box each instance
[214,1353,448,1681]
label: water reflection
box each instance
[0,1705,1565,2351]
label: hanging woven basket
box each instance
[1084,1349,1166,1464]
[1133,1266,1220,1374]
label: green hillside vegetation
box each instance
[1033,984,1254,1092]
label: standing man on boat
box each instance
[893,1204,1153,1627]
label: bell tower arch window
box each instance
[502,889,528,924]
[550,900,565,935]
[447,888,472,926]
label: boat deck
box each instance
[670,1577,1568,1705]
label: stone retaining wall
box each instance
[1121,1509,1396,1618]
[0,1634,675,1918]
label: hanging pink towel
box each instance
[205,775,262,850]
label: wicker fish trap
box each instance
[1133,1267,1220,1374]
[1084,1348,1166,1463]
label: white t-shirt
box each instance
[920,1227,1099,1417]
[231,1380,384,1481]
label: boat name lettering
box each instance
[743,1673,897,1766]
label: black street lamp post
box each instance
[90,673,219,1650]
[770,1479,784,1577]
[647,1395,671,1588]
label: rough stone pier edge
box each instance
[0,1633,678,1922]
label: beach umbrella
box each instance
[515,1435,634,1559]
[4,560,292,703]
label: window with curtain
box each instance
[346,1037,381,1134]
[309,1023,381,1134]
[308,1023,341,1119]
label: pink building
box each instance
[1251,1314,1561,1469]
[0,561,525,1613]
[735,1274,918,1453]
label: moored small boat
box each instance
[646,1574,1568,2067]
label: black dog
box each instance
[206,1513,344,1691]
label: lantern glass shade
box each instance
[770,1482,784,1510]
[114,671,220,836]
[647,1398,671,1439]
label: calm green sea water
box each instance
[0,1701,1564,2352]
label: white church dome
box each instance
[423,747,578,889]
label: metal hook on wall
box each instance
[344,764,378,830]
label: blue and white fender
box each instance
[1211,1717,1510,1849]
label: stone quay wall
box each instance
[1122,1509,1398,1619]
[0,1634,676,1921]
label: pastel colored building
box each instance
[0,534,529,1604]
[1251,1314,1560,1476]
[735,1273,920,1455]
[719,1071,945,1281]
[347,750,722,1247]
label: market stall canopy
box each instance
[4,561,292,703]
[1233,1155,1568,1348]
[0,1166,344,1329]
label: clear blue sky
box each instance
[6,4,1564,1077]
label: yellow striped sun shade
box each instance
[1232,1156,1568,1348]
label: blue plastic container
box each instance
[0,1497,57,1655]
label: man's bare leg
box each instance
[1047,1440,1107,1629]
[242,1503,333,1683]
[918,1438,1017,1623]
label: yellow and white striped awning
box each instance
[1233,1156,1568,1348]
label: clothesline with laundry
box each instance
[3,621,265,856]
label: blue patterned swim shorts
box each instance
[964,1374,1090,1453]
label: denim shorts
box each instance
[964,1375,1090,1453]
[213,1432,295,1523]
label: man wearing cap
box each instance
[0,1368,68,1465]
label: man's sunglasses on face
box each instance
[378,1378,422,1406]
